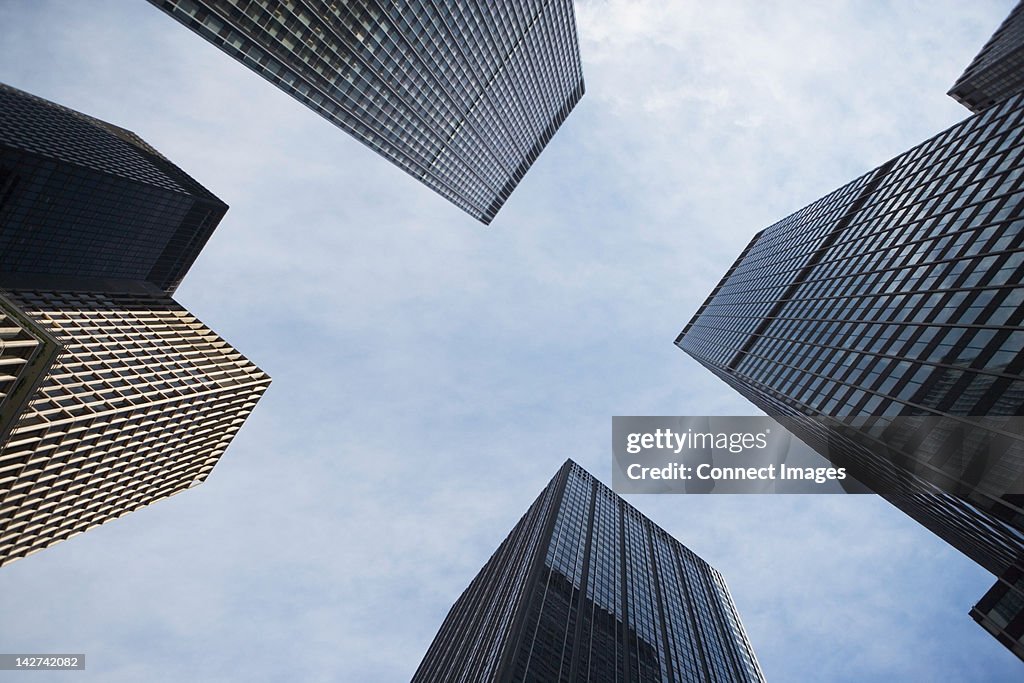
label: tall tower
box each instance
[676,5,1024,662]
[0,83,227,295]
[412,460,764,682]
[949,1,1024,113]
[0,85,269,566]
[144,0,585,224]
[0,287,270,567]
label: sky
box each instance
[0,0,1021,680]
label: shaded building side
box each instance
[950,1,1024,113]
[0,83,227,294]
[677,86,1024,660]
[412,460,764,683]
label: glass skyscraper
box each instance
[949,1,1024,114]
[412,460,764,682]
[676,86,1024,583]
[677,3,1024,662]
[0,83,227,295]
[145,0,586,224]
[0,86,269,566]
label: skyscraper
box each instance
[676,6,1024,661]
[413,460,764,682]
[949,1,1024,113]
[0,83,227,295]
[0,286,270,567]
[0,292,60,446]
[971,563,1024,661]
[144,0,585,224]
[0,85,269,566]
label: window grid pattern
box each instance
[0,321,39,401]
[410,472,560,683]
[677,93,1024,579]
[414,460,766,682]
[146,0,585,224]
[971,564,1024,659]
[0,298,49,411]
[949,1,1024,113]
[0,84,227,293]
[0,288,270,567]
[0,293,60,449]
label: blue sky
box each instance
[0,0,1021,680]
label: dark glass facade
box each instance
[145,0,585,224]
[677,90,1024,563]
[949,1,1024,113]
[677,43,1024,658]
[972,563,1024,660]
[0,83,227,294]
[413,460,764,682]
